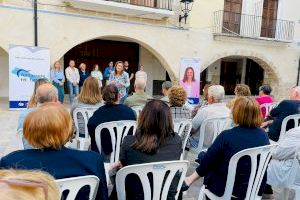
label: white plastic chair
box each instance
[72,108,96,150]
[56,175,99,200]
[131,106,143,119]
[279,114,300,141]
[198,144,277,200]
[260,103,277,119]
[95,120,137,184]
[192,117,233,153]
[116,160,189,200]
[281,147,300,200]
[173,118,192,160]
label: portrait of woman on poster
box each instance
[180,66,200,98]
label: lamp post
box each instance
[179,0,194,25]
[33,0,38,46]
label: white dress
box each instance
[91,70,103,88]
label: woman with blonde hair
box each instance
[183,97,269,199]
[168,85,191,119]
[50,61,65,103]
[227,84,251,109]
[0,103,108,200]
[71,76,103,137]
[0,169,59,200]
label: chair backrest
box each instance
[131,106,143,119]
[279,114,300,141]
[116,160,189,200]
[95,120,137,163]
[196,116,233,152]
[173,118,192,160]
[260,103,277,118]
[222,144,277,200]
[73,108,96,139]
[56,175,99,200]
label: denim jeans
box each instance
[53,82,65,103]
[67,81,79,103]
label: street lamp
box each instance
[179,0,194,24]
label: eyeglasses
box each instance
[0,178,48,200]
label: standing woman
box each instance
[91,64,103,89]
[109,61,130,103]
[79,62,90,91]
[65,60,80,103]
[135,64,147,83]
[50,61,65,103]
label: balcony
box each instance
[64,0,174,20]
[213,10,295,42]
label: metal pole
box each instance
[297,58,300,86]
[34,0,38,46]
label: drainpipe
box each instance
[297,58,300,86]
[33,0,38,46]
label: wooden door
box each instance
[261,0,278,38]
[223,0,243,34]
[245,59,264,95]
[220,61,240,95]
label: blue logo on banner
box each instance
[187,98,200,105]
[9,101,28,109]
[11,67,45,82]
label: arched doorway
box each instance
[61,38,170,97]
[201,56,278,95]
[0,47,9,98]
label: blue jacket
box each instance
[0,147,108,200]
[196,126,270,199]
[79,70,90,87]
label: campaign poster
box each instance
[9,45,50,110]
[179,57,201,105]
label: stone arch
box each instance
[53,35,176,81]
[201,50,280,96]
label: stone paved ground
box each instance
[0,97,294,199]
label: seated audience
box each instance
[0,169,59,200]
[109,100,182,199]
[1,103,108,200]
[256,85,273,118]
[262,86,300,142]
[70,77,103,137]
[124,79,152,107]
[191,84,211,118]
[18,83,59,149]
[168,85,191,119]
[191,85,230,147]
[226,84,251,109]
[87,84,136,155]
[184,97,270,199]
[266,126,300,198]
[27,78,50,108]
[160,81,173,103]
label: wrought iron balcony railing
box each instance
[106,0,173,10]
[213,10,295,42]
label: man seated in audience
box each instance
[266,126,300,199]
[17,83,59,149]
[262,86,300,142]
[161,81,173,103]
[124,79,152,107]
[191,85,231,148]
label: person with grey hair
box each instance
[161,81,173,103]
[191,85,230,148]
[17,83,59,149]
[262,86,300,142]
[124,79,152,107]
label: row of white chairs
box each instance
[56,144,277,200]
